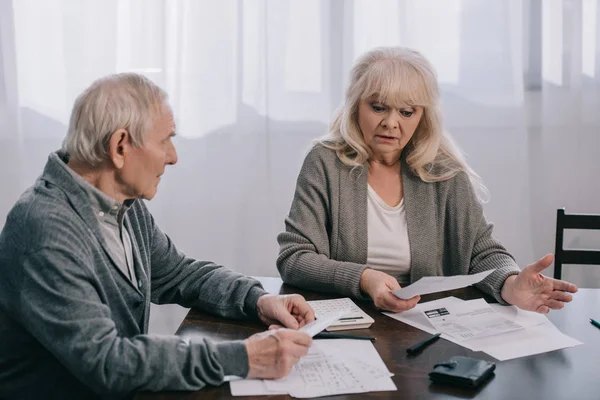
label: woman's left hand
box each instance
[501,254,578,313]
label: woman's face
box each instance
[357,95,423,162]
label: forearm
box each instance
[150,226,267,319]
[277,234,369,299]
[72,333,248,395]
[151,257,266,319]
[470,224,521,303]
[474,266,520,304]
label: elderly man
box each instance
[0,73,314,399]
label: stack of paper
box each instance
[384,297,583,360]
[230,340,396,398]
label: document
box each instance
[422,298,524,341]
[230,340,396,398]
[383,297,583,360]
[383,297,478,349]
[300,307,353,336]
[392,270,495,299]
[468,303,583,360]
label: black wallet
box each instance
[429,356,496,388]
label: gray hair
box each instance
[62,73,169,166]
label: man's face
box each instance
[119,107,178,200]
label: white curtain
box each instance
[2,0,600,331]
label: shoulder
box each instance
[443,170,473,193]
[296,144,342,180]
[303,144,340,168]
[4,181,91,254]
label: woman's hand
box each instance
[359,269,420,312]
[500,254,578,313]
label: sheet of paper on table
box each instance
[230,339,396,398]
[422,298,524,341]
[392,270,495,299]
[384,296,583,360]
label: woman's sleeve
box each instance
[276,147,369,299]
[447,172,521,303]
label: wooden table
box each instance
[138,278,600,400]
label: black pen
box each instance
[314,332,376,341]
[406,332,441,355]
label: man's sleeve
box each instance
[19,245,250,396]
[141,204,267,319]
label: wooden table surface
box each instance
[137,277,600,400]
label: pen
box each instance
[338,316,364,321]
[590,318,600,330]
[314,332,376,341]
[406,332,442,355]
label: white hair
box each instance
[62,73,169,166]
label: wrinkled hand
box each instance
[501,254,578,314]
[360,269,420,312]
[256,294,315,330]
[246,329,312,379]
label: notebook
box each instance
[307,297,374,331]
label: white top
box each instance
[366,184,411,284]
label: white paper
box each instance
[422,298,524,341]
[384,296,478,349]
[464,303,583,358]
[299,307,352,336]
[384,296,583,360]
[230,379,287,396]
[392,270,495,299]
[230,340,396,398]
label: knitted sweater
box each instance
[277,145,520,303]
[0,151,266,399]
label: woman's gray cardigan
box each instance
[277,145,521,303]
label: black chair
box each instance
[554,208,600,280]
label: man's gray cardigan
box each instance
[277,145,521,303]
[0,151,266,399]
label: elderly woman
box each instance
[277,46,577,313]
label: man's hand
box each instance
[256,294,315,329]
[360,269,420,312]
[246,329,312,379]
[501,254,578,313]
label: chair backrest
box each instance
[554,208,600,280]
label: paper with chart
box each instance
[392,270,495,299]
[230,340,396,398]
[422,298,524,341]
[383,297,583,360]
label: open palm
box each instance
[503,254,578,313]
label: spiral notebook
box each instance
[307,298,374,331]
